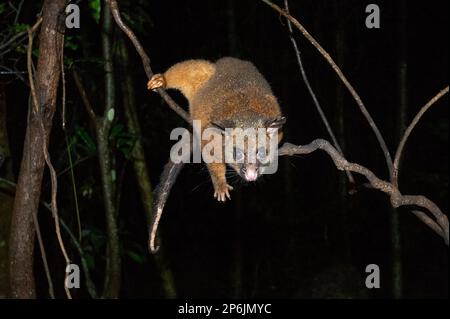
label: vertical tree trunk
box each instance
[117,37,177,298]
[391,0,407,299]
[9,0,66,298]
[100,1,121,298]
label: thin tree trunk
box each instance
[100,1,121,298]
[117,37,177,298]
[9,0,65,298]
[391,0,407,299]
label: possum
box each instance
[147,57,286,202]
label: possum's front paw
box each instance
[147,74,166,91]
[213,182,233,202]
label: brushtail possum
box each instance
[147,57,286,202]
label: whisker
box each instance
[191,179,212,193]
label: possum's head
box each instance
[212,116,286,181]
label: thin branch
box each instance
[72,68,97,122]
[14,0,25,24]
[283,0,355,187]
[412,210,445,239]
[56,155,92,178]
[31,203,55,298]
[106,0,191,124]
[27,17,72,299]
[393,86,449,184]
[59,217,98,298]
[260,0,393,179]
[149,155,188,254]
[0,31,27,52]
[279,140,449,245]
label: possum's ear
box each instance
[211,122,226,132]
[267,116,286,135]
[211,122,227,136]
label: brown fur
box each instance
[148,57,283,201]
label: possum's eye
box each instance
[256,147,268,162]
[234,148,245,162]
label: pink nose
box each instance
[245,169,258,181]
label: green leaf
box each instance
[89,0,101,24]
[75,125,97,154]
[84,253,95,270]
[126,251,146,264]
[65,36,80,51]
[110,123,124,138]
[14,23,29,33]
[107,108,115,122]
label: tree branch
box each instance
[106,0,191,124]
[259,0,393,179]
[279,140,449,245]
[283,0,355,188]
[393,86,449,184]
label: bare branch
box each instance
[72,68,97,123]
[279,140,449,245]
[149,158,187,253]
[393,86,449,184]
[106,0,191,124]
[260,0,393,178]
[0,31,27,53]
[59,218,98,298]
[283,0,355,187]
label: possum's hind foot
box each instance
[147,74,166,91]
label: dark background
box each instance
[1,0,448,298]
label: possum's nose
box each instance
[244,166,258,181]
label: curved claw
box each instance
[147,74,166,91]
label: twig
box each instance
[14,0,25,24]
[56,155,92,178]
[283,0,355,187]
[72,68,97,122]
[58,217,98,298]
[106,0,191,124]
[259,0,393,179]
[279,140,449,245]
[31,203,55,298]
[27,17,72,299]
[0,30,27,52]
[393,86,449,184]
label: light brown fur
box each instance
[148,57,284,201]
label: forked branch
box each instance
[279,140,449,245]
